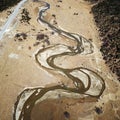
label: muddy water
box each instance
[13,1,105,120]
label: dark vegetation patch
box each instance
[73,13,78,15]
[44,39,50,45]
[36,34,49,41]
[64,111,70,118]
[89,0,120,81]
[31,28,35,31]
[51,31,55,35]
[14,33,27,41]
[0,0,21,12]
[20,8,31,24]
[52,14,56,18]
[56,5,60,7]
[95,106,103,114]
[5,74,8,76]
[33,33,50,47]
[28,46,31,50]
[51,14,57,25]
[57,0,62,3]
[36,34,45,40]
[32,0,38,2]
[33,42,40,46]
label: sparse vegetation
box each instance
[36,34,45,40]
[14,32,27,41]
[20,8,31,24]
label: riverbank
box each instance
[87,0,120,81]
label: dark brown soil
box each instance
[88,0,120,81]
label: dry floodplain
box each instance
[0,0,120,120]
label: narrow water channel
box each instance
[13,1,105,120]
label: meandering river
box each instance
[13,1,105,120]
